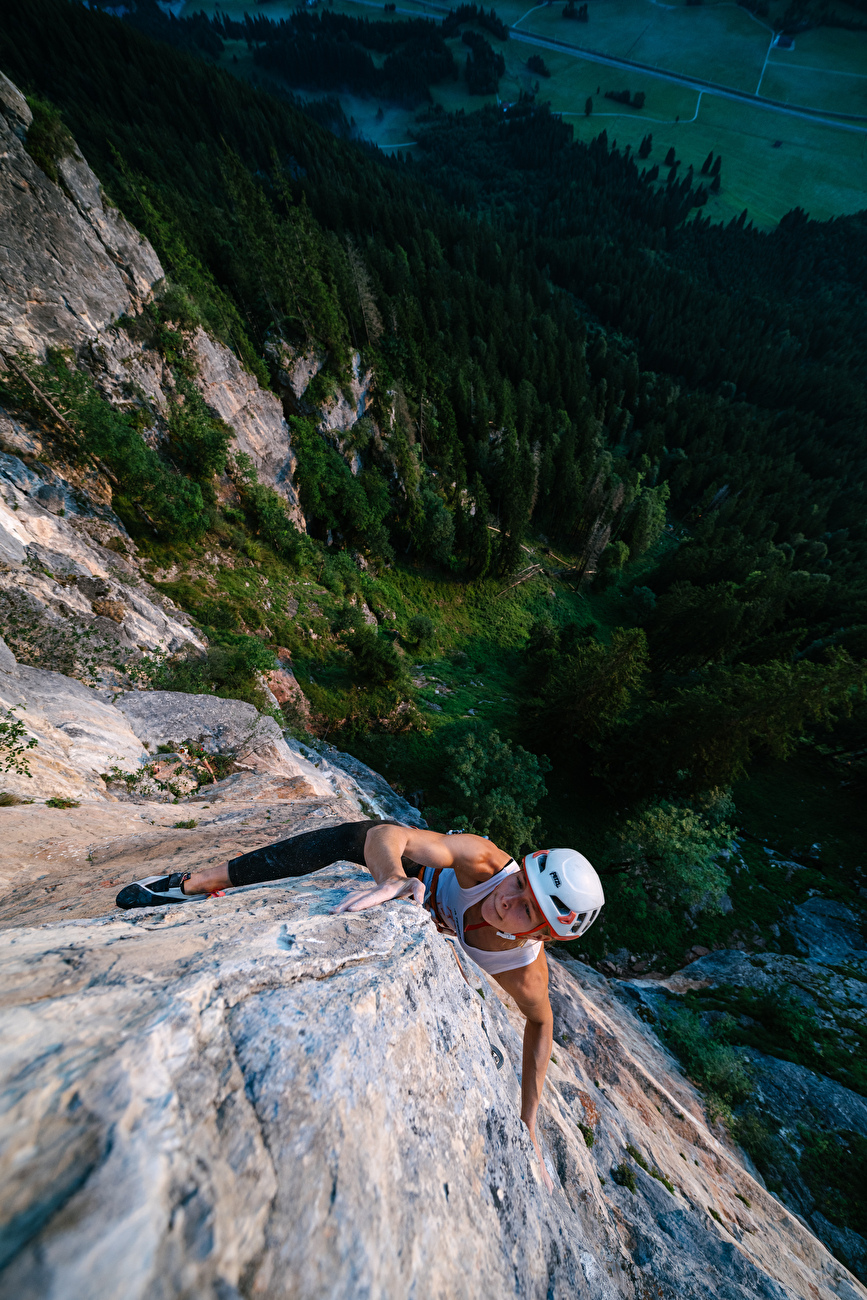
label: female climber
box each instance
[116,819,605,1193]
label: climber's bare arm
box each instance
[331,824,511,914]
[493,951,555,1194]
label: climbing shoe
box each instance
[115,873,205,910]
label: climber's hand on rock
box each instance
[331,875,425,915]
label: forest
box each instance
[106,0,513,104]
[1,0,866,975]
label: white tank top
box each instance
[421,860,542,976]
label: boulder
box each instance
[0,641,145,814]
[1,870,862,1300]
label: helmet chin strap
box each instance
[496,917,550,940]
[467,868,552,941]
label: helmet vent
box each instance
[537,853,548,872]
[550,894,570,913]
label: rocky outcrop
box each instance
[308,740,427,825]
[788,897,865,967]
[0,636,422,820]
[624,933,867,1284]
[0,451,203,679]
[84,322,174,422]
[0,655,144,813]
[0,79,163,357]
[189,327,305,527]
[266,337,327,403]
[261,654,313,728]
[664,947,867,1029]
[317,351,373,438]
[0,71,305,544]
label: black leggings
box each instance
[227,818,422,888]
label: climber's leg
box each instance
[225,819,379,887]
[115,820,382,909]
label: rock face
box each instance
[788,897,865,967]
[265,337,326,403]
[0,655,144,811]
[317,351,373,440]
[0,82,163,357]
[634,935,867,1284]
[0,71,305,550]
[1,848,864,1300]
[114,689,425,824]
[0,649,862,1298]
[189,327,305,527]
[0,453,203,678]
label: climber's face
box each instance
[480,870,548,938]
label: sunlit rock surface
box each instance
[0,839,863,1298]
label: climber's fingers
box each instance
[330,886,376,914]
[344,876,424,911]
[331,876,424,914]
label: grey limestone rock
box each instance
[0,71,32,136]
[311,742,427,827]
[266,337,327,401]
[0,452,203,676]
[317,351,374,441]
[0,632,16,673]
[0,636,146,807]
[0,85,163,357]
[0,874,861,1300]
[744,1050,867,1142]
[115,689,424,823]
[189,327,304,527]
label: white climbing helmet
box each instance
[523,848,605,939]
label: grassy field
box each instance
[761,60,867,117]
[182,0,867,225]
[514,0,771,92]
[554,79,867,225]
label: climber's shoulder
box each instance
[400,827,511,885]
[491,948,552,1024]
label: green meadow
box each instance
[185,0,866,231]
[512,0,771,92]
